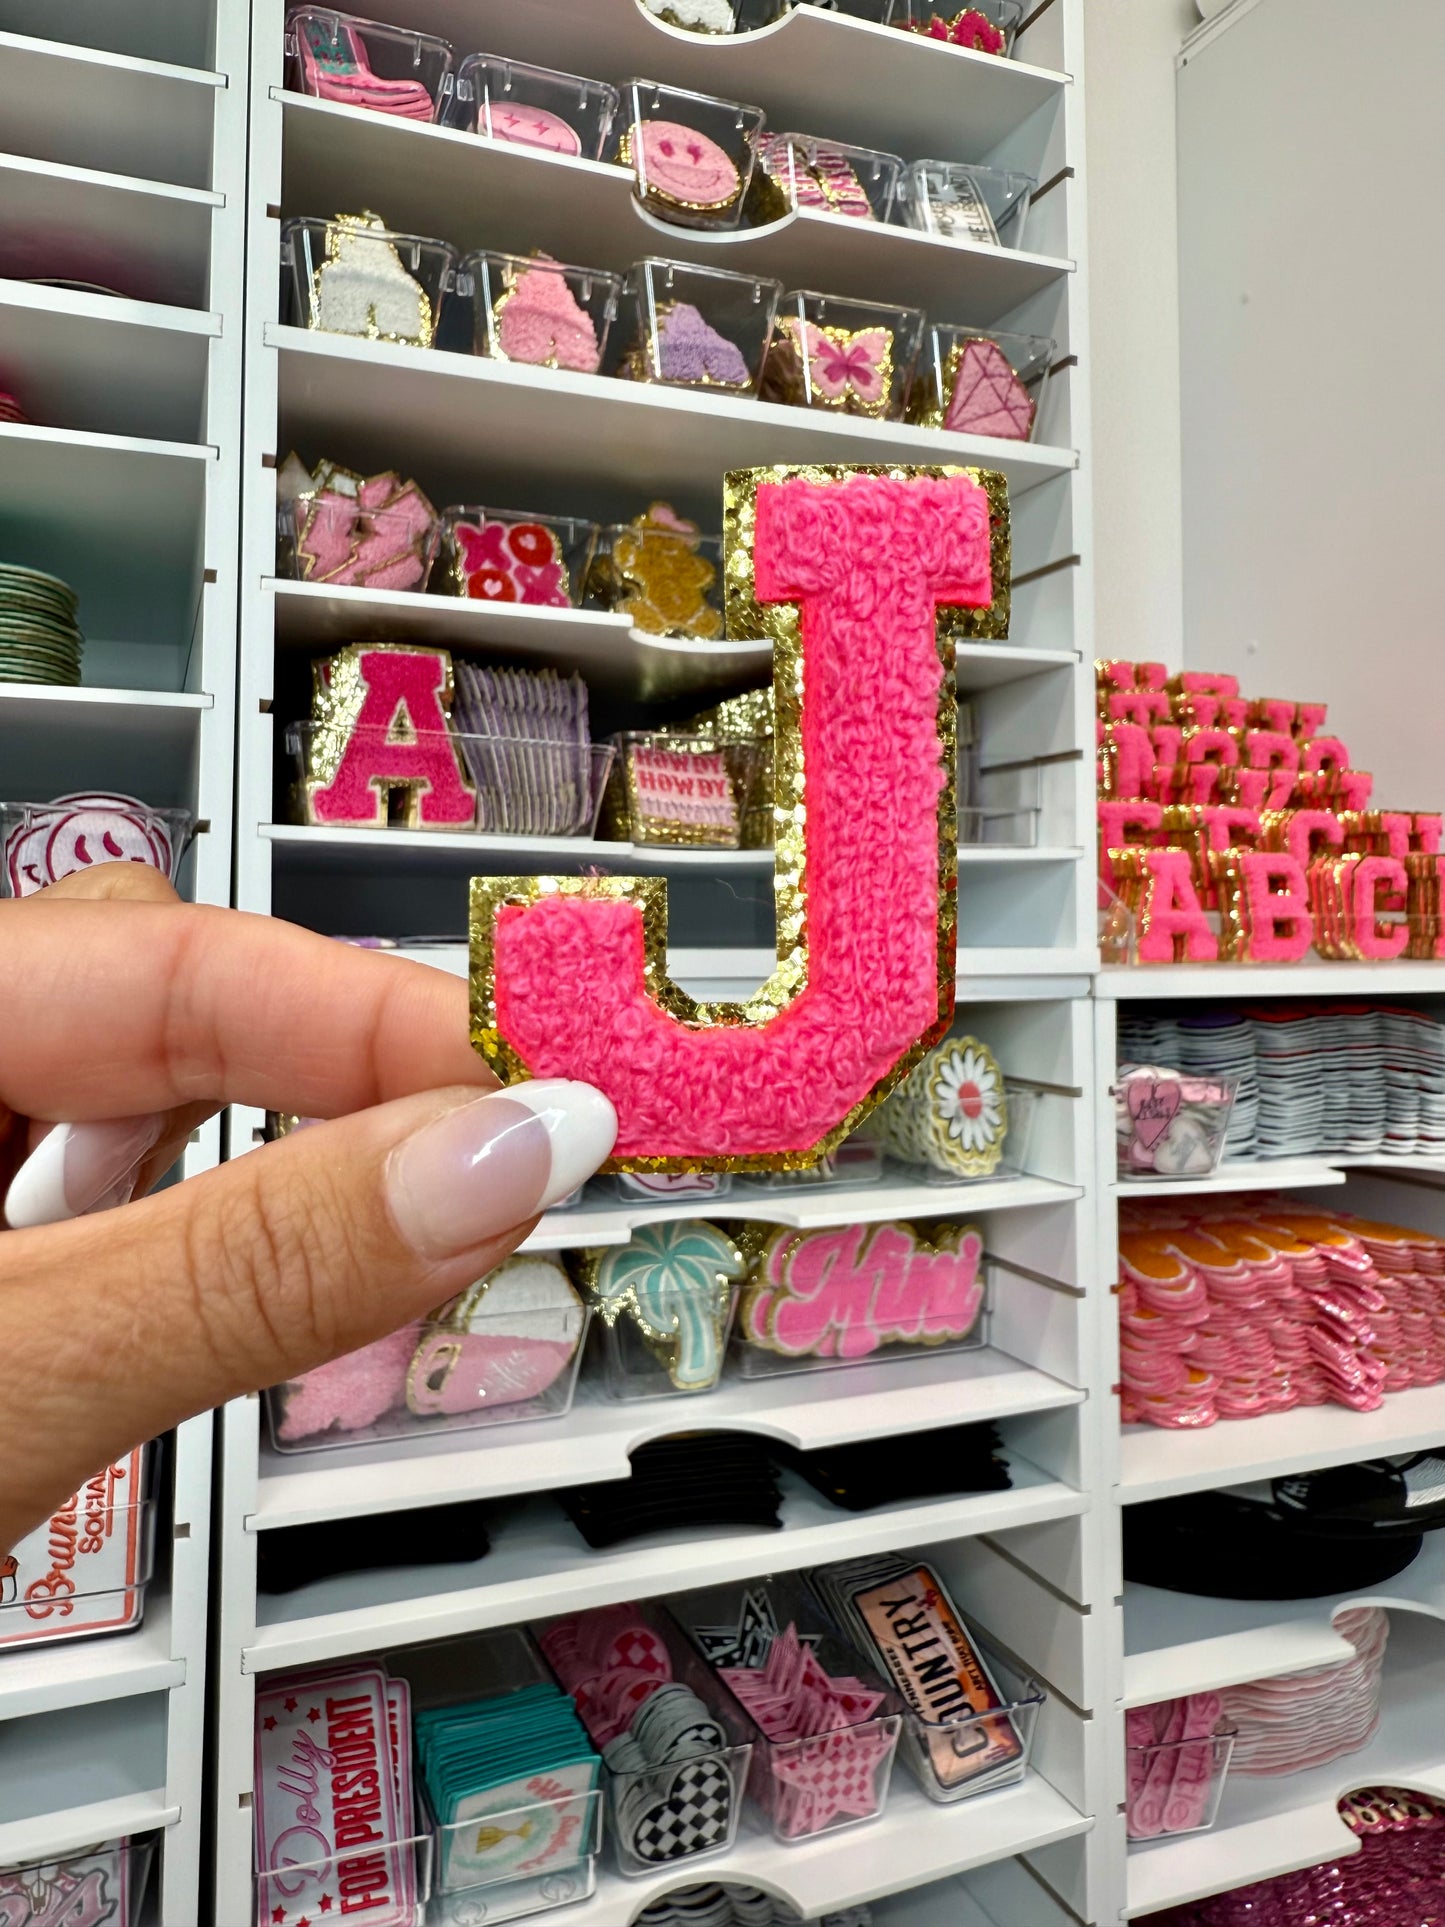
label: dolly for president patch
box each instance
[254,1664,415,1925]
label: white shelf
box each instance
[583,1776,1090,1926]
[0,1597,183,1721]
[521,1174,1082,1253]
[0,276,219,444]
[1123,1530,1445,1709]
[384,941,1093,1006]
[342,0,1068,162]
[0,1694,175,1866]
[252,1348,1083,1529]
[269,326,1076,518]
[263,824,773,875]
[961,845,1083,863]
[1124,1613,1445,1917]
[1115,1153,1445,1197]
[0,423,212,648]
[266,579,1078,701]
[0,0,216,70]
[278,91,1073,326]
[1115,1155,1348,1198]
[1119,1380,1445,1505]
[0,30,222,191]
[260,822,1081,878]
[269,579,771,701]
[0,686,212,799]
[1099,961,1445,998]
[246,1456,1085,1673]
[0,685,210,721]
[0,149,219,310]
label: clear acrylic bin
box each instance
[743,1137,886,1191]
[259,1823,599,1926]
[671,1575,903,1841]
[894,159,1035,249]
[733,1237,991,1378]
[616,258,779,394]
[875,1037,1038,1183]
[585,517,725,639]
[1,799,193,897]
[606,1171,736,1202]
[257,1837,428,1927]
[606,731,766,848]
[883,0,1024,55]
[900,1635,1043,1804]
[437,506,599,606]
[277,490,441,589]
[3,1836,155,1926]
[282,213,456,346]
[617,80,765,230]
[1099,876,1139,965]
[265,1293,590,1451]
[285,8,454,120]
[1114,1067,1239,1181]
[588,1287,741,1402]
[761,290,922,420]
[1126,1728,1236,1842]
[535,1603,754,1878]
[759,134,903,222]
[1,1479,154,1650]
[463,737,614,837]
[425,1788,602,1912]
[909,325,1055,442]
[447,52,619,158]
[387,1628,608,1911]
[464,250,621,374]
[285,723,614,836]
[959,801,1042,846]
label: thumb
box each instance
[0,1080,614,1547]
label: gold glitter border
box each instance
[470,463,1009,1172]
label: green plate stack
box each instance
[0,564,83,685]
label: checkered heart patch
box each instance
[627,1757,734,1862]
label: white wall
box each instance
[1083,0,1197,666]
[1177,0,1445,809]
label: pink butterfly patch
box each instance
[802,322,891,410]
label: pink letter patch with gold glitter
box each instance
[470,466,1005,1169]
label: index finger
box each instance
[0,899,491,1120]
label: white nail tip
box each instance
[507,1080,618,1208]
[2,1115,162,1231]
[2,1124,73,1230]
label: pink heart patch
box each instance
[1128,1078,1181,1151]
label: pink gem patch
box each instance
[944,337,1035,440]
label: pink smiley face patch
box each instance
[633,120,740,210]
[485,101,582,156]
[4,791,179,897]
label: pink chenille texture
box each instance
[492,472,992,1159]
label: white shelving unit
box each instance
[1096,960,1445,1918]
[217,1,1107,1922]
[11,4,1443,1920]
[0,0,246,1919]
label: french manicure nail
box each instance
[3,1114,167,1230]
[385,1080,616,1260]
